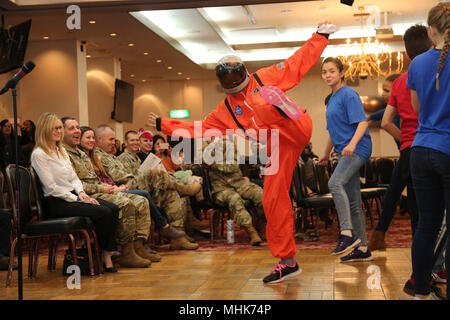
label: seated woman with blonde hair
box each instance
[31,112,120,272]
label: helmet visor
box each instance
[215,55,248,90]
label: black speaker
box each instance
[340,0,354,6]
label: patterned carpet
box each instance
[157,211,413,252]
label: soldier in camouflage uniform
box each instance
[61,118,153,268]
[95,125,200,250]
[205,137,267,245]
[119,131,209,236]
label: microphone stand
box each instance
[11,87,23,300]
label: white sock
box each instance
[341,230,352,237]
[359,246,368,252]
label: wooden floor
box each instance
[1,246,438,300]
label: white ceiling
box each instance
[0,0,442,83]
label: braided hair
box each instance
[427,3,449,90]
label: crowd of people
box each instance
[0,3,447,300]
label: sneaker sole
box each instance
[340,256,374,263]
[259,86,303,120]
[264,268,303,284]
[331,238,361,255]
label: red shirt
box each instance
[388,72,419,151]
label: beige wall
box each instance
[17,40,81,122]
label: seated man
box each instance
[62,118,154,267]
[206,137,266,245]
[0,210,15,271]
[95,125,200,250]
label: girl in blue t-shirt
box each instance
[319,57,373,262]
[407,3,449,301]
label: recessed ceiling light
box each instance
[43,36,49,39]
[177,72,182,75]
[167,66,173,70]
[281,10,292,13]
[86,55,91,58]
[110,33,117,37]
[130,74,135,77]
[186,77,191,80]
[144,52,149,55]
[128,43,135,47]
[156,59,162,63]
[142,79,146,82]
[89,20,96,24]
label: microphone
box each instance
[0,61,36,95]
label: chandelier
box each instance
[338,8,404,81]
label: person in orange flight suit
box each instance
[148,22,338,284]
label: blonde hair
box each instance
[427,3,449,90]
[34,112,66,159]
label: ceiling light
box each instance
[128,43,135,47]
[130,74,135,77]
[144,52,149,55]
[156,59,162,63]
[280,10,292,13]
[89,20,96,24]
[142,79,146,82]
[43,36,49,39]
[167,66,173,70]
[177,72,182,75]
[86,55,91,58]
[110,33,117,37]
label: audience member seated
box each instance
[108,130,186,241]
[19,119,36,166]
[206,137,267,244]
[152,134,179,174]
[61,118,156,267]
[31,112,119,272]
[94,124,201,250]
[136,129,154,163]
[0,119,26,174]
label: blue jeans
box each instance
[410,147,450,297]
[376,147,418,235]
[328,154,367,245]
[375,159,405,231]
[121,190,168,230]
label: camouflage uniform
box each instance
[207,139,265,227]
[95,147,186,228]
[63,144,151,245]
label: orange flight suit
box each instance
[157,33,329,259]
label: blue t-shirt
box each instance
[407,48,450,156]
[369,108,401,150]
[326,86,372,161]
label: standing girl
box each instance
[319,57,373,262]
[407,3,449,300]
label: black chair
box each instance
[30,167,103,275]
[291,161,336,232]
[5,165,100,287]
[191,165,255,242]
[375,157,395,186]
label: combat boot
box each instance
[170,236,199,250]
[176,183,202,196]
[134,239,161,262]
[194,189,204,202]
[118,241,151,268]
[242,224,262,246]
[185,208,210,231]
